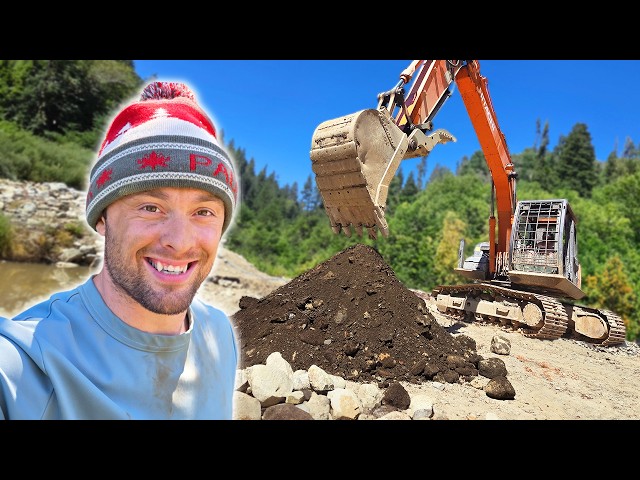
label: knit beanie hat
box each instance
[85,81,239,234]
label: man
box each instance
[0,82,240,419]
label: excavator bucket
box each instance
[310,108,454,239]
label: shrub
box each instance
[0,213,13,258]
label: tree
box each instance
[386,168,404,213]
[621,136,637,159]
[456,150,490,182]
[591,170,640,244]
[533,118,550,159]
[301,174,321,212]
[416,156,427,190]
[433,211,467,284]
[585,256,638,341]
[601,151,620,185]
[428,164,453,183]
[379,173,490,289]
[553,123,598,198]
[0,60,141,147]
[513,148,539,183]
[400,170,419,203]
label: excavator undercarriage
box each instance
[432,283,627,346]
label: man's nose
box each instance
[160,214,196,252]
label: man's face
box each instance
[96,187,225,315]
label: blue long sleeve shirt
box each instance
[0,277,238,420]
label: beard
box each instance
[103,221,209,316]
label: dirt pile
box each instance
[232,244,486,385]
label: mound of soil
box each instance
[232,244,484,385]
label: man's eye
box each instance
[143,205,160,213]
[197,209,213,217]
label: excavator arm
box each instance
[454,62,517,275]
[310,60,517,274]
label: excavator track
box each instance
[586,309,627,346]
[431,283,625,346]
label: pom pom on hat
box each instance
[139,81,197,102]
[86,81,239,234]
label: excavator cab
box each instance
[508,199,583,300]
[455,199,583,299]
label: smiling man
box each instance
[0,82,240,419]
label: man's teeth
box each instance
[150,260,188,274]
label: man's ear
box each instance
[95,212,107,236]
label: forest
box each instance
[0,60,638,341]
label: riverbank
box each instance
[0,178,102,266]
[0,178,288,318]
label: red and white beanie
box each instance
[85,81,239,234]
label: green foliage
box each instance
[569,198,632,276]
[0,120,92,188]
[428,164,453,183]
[300,175,320,211]
[0,60,142,143]
[377,174,490,290]
[585,256,639,341]
[433,211,467,284]
[0,60,142,187]
[386,168,404,214]
[456,150,490,182]
[553,123,599,197]
[514,147,556,185]
[0,213,12,258]
[599,151,640,185]
[64,221,88,238]
[533,118,550,158]
[400,170,419,202]
[592,170,640,243]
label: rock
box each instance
[485,376,516,400]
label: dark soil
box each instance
[232,244,484,386]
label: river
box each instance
[0,261,96,318]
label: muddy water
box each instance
[0,261,96,318]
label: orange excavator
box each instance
[309,60,626,346]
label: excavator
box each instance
[309,60,626,346]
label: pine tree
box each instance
[553,123,598,197]
[400,170,419,203]
[301,175,321,212]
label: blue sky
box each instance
[134,60,640,189]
